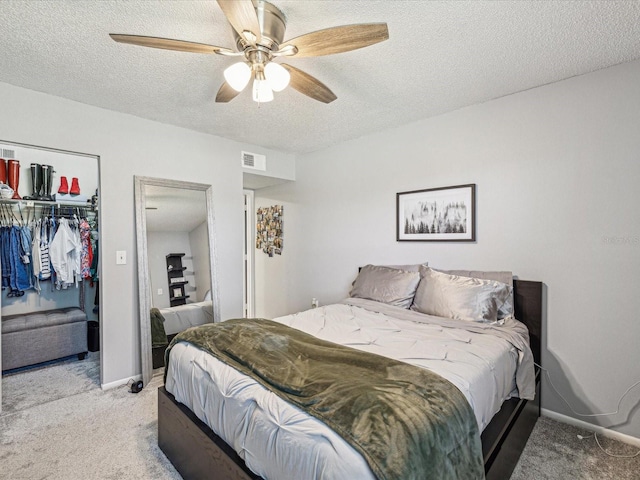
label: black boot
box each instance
[24,163,43,200]
[40,164,54,201]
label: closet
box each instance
[0,140,100,410]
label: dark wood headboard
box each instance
[513,279,542,366]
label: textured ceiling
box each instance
[144,184,207,233]
[2,1,640,154]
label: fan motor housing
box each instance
[234,1,287,52]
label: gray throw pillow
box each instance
[411,267,511,323]
[436,269,514,319]
[350,265,421,308]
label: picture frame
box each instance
[396,184,476,242]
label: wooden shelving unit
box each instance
[166,253,189,307]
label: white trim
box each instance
[542,408,640,448]
[243,189,255,318]
[101,374,142,391]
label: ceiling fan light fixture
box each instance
[264,62,290,92]
[252,75,274,103]
[224,62,252,91]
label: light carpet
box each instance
[0,355,180,480]
[1,356,638,479]
[1,352,101,415]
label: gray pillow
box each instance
[436,269,513,319]
[381,263,428,272]
[411,267,511,323]
[351,265,421,308]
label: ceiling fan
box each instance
[110,0,388,104]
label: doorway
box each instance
[0,140,101,414]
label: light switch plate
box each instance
[116,250,126,265]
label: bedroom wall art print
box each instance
[396,184,476,242]
[256,205,283,256]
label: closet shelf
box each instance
[167,266,187,273]
[0,198,96,211]
[169,295,190,301]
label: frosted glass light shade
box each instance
[264,62,290,92]
[252,78,274,103]
[224,62,251,92]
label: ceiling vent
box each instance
[1,148,16,159]
[242,151,266,171]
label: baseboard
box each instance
[542,408,640,448]
[101,374,142,391]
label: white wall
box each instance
[147,232,193,309]
[253,196,294,318]
[258,59,640,439]
[0,81,294,387]
[189,221,211,302]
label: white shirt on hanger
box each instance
[49,218,81,287]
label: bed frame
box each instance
[158,279,542,480]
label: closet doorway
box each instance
[0,140,100,414]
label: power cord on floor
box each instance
[534,362,640,458]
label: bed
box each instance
[158,266,542,480]
[160,300,214,336]
[151,301,214,369]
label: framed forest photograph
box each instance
[396,184,476,242]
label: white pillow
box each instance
[411,267,511,323]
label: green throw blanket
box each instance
[166,318,484,480]
[150,308,168,348]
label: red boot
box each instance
[70,177,80,195]
[58,176,69,194]
[8,159,20,199]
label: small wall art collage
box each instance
[256,205,283,256]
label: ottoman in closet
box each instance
[1,307,88,371]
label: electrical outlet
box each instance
[157,288,163,296]
[116,250,127,265]
[311,298,319,308]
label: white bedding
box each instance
[165,298,535,480]
[160,300,213,336]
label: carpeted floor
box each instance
[1,356,638,479]
[0,355,181,480]
[1,352,101,415]
[511,416,640,480]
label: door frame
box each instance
[243,190,255,318]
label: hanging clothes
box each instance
[1,203,97,298]
[79,218,93,279]
[7,225,32,295]
[39,218,53,280]
[1,225,12,290]
[49,217,82,289]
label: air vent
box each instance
[241,151,266,171]
[1,148,16,159]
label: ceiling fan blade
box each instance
[281,64,336,104]
[215,81,241,103]
[109,34,238,55]
[280,23,388,58]
[216,0,261,44]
